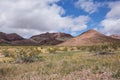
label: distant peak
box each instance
[0,32,6,34]
[8,33,18,35]
[110,34,120,39]
[86,29,98,33]
[79,29,100,36]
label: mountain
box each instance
[0,32,73,45]
[0,30,120,46]
[0,32,8,41]
[11,39,38,45]
[0,32,24,41]
[0,32,24,44]
[6,33,24,41]
[110,34,120,39]
[59,30,120,46]
[30,32,73,45]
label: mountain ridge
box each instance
[30,32,73,45]
[59,29,120,46]
[0,30,120,46]
[110,34,120,39]
[0,32,73,45]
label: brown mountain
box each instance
[59,30,120,46]
[0,32,25,44]
[0,32,73,45]
[6,33,24,41]
[0,30,119,46]
[0,32,39,45]
[11,39,38,45]
[0,32,24,41]
[110,34,120,39]
[30,32,73,45]
[0,32,8,40]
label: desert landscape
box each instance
[0,0,120,80]
[0,30,120,80]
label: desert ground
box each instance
[0,44,120,80]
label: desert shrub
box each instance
[57,47,68,52]
[80,46,88,51]
[101,45,109,50]
[2,50,11,57]
[112,69,120,79]
[2,50,16,58]
[62,47,68,51]
[60,61,70,75]
[48,47,57,53]
[0,57,14,63]
[45,62,54,68]
[15,48,45,63]
[110,43,119,50]
[88,46,101,52]
[0,67,11,76]
[92,65,100,74]
[0,66,16,76]
[94,52,114,56]
[88,44,116,53]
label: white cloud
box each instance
[0,0,90,38]
[70,16,90,32]
[75,0,99,14]
[101,1,120,35]
[106,2,120,19]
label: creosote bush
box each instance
[15,48,45,63]
[112,69,120,79]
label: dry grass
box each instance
[0,46,120,80]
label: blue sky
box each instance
[59,0,120,36]
[57,0,114,35]
[0,0,120,38]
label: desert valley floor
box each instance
[0,45,120,80]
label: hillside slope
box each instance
[110,34,120,39]
[30,32,73,45]
[59,30,120,46]
[0,32,73,45]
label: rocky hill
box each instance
[0,32,24,44]
[30,32,73,45]
[11,39,38,45]
[110,34,120,39]
[0,30,120,46]
[0,32,73,45]
[59,30,120,46]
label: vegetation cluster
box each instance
[0,43,120,80]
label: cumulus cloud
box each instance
[0,0,89,38]
[75,0,100,14]
[101,1,120,35]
